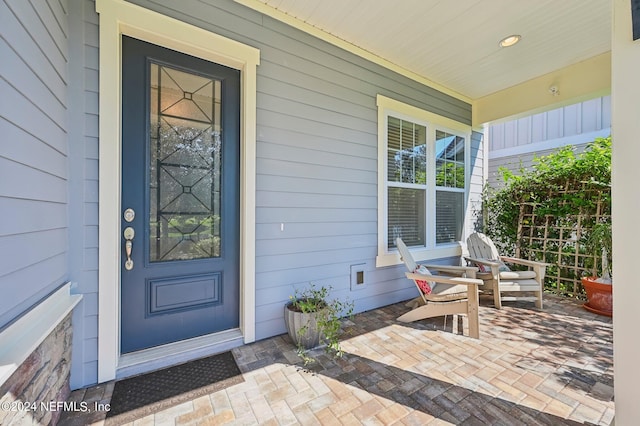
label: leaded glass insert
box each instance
[150,63,222,261]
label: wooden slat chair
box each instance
[465,232,549,310]
[396,237,482,338]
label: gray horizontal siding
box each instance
[129,0,474,342]
[257,206,377,224]
[257,221,375,240]
[0,118,67,178]
[0,198,67,236]
[0,229,67,273]
[1,2,67,107]
[0,78,67,155]
[0,157,67,202]
[0,0,69,329]
[257,141,376,173]
[0,254,67,325]
[256,175,377,198]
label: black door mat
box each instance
[105,351,243,424]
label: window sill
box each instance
[376,243,463,268]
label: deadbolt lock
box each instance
[123,208,135,223]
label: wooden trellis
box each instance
[513,181,610,298]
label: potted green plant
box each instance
[284,283,354,365]
[581,220,613,316]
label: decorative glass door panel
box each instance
[120,36,240,354]
[149,63,222,261]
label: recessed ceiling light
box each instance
[499,34,521,48]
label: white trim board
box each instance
[95,0,259,383]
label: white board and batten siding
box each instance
[487,96,611,188]
[0,0,70,328]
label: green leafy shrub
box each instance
[287,283,354,365]
[481,136,611,295]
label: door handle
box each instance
[123,227,135,270]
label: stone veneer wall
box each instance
[0,313,73,425]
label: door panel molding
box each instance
[96,0,259,383]
[149,272,222,316]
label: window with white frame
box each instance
[377,95,470,266]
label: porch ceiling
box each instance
[237,0,611,125]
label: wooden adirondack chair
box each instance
[465,232,549,309]
[396,238,482,338]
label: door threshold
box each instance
[117,328,243,379]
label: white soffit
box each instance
[242,0,611,101]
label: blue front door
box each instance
[120,36,240,353]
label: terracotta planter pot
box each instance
[581,276,612,317]
[284,302,324,350]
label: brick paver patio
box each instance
[60,294,614,425]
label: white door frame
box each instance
[96,0,259,383]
